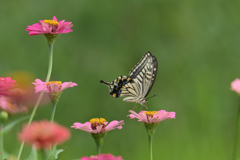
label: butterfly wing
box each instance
[128,51,158,98]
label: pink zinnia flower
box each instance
[128,110,175,123]
[231,79,240,94]
[71,118,124,134]
[0,95,28,114]
[18,120,70,150]
[81,153,123,160]
[26,16,73,35]
[0,77,17,96]
[33,79,77,93]
[32,79,77,103]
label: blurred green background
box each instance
[1,0,240,159]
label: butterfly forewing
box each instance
[129,52,158,98]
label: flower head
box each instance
[0,77,17,96]
[128,110,175,124]
[26,16,73,43]
[0,95,28,114]
[71,118,124,134]
[18,120,70,150]
[81,153,123,160]
[26,16,73,36]
[129,110,175,136]
[33,79,77,93]
[0,111,8,122]
[32,79,77,103]
[231,79,240,94]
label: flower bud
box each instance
[0,111,8,123]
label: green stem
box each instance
[50,102,57,123]
[148,134,153,160]
[96,139,102,155]
[45,43,54,82]
[232,98,240,160]
[0,124,4,160]
[17,42,54,160]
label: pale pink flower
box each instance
[18,120,70,150]
[26,16,73,35]
[32,79,77,93]
[0,77,17,96]
[71,118,124,134]
[231,79,240,94]
[128,110,175,123]
[81,153,123,160]
[0,95,27,114]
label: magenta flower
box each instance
[128,110,175,123]
[231,79,240,94]
[81,153,123,160]
[0,77,17,96]
[71,118,124,134]
[26,16,73,36]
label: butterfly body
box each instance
[100,51,158,105]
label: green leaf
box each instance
[2,115,30,134]
[47,145,57,160]
[55,148,65,159]
[2,149,9,159]
[26,146,38,160]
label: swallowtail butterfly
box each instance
[100,51,158,105]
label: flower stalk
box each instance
[0,123,4,160]
[17,42,54,160]
[46,43,54,82]
[232,97,240,160]
[148,134,153,160]
[145,123,158,160]
[50,102,58,123]
[91,133,105,154]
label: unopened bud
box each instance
[0,111,8,123]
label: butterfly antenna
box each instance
[146,94,158,100]
[100,80,110,86]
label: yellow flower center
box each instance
[90,118,106,129]
[144,111,158,117]
[46,81,62,85]
[43,20,59,26]
[90,118,106,124]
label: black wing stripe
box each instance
[144,55,158,97]
[129,52,153,79]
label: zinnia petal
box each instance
[231,79,240,94]
[105,120,124,132]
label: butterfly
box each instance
[100,51,158,105]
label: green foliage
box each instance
[0,0,239,159]
[2,116,29,134]
[26,147,37,160]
